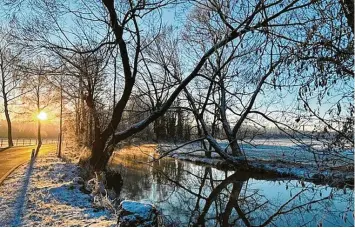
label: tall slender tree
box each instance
[0,27,26,147]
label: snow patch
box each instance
[158,141,354,186]
[0,151,116,226]
[117,200,159,227]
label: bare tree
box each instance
[158,0,354,168]
[2,0,352,171]
[20,59,58,153]
[0,26,27,147]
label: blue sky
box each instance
[0,0,352,132]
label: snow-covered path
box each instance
[0,151,116,226]
[0,144,55,184]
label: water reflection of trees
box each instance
[112,149,187,201]
[156,164,352,226]
[114,153,353,226]
[188,170,352,227]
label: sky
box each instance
[0,0,353,134]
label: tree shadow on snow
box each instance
[45,184,110,219]
[10,155,36,226]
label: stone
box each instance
[117,201,159,227]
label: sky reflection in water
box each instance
[111,145,354,227]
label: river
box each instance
[110,144,354,226]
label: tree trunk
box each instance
[79,75,86,145]
[35,118,42,156]
[227,136,242,157]
[58,79,63,158]
[75,99,80,138]
[1,63,13,147]
[195,173,248,226]
[341,0,354,33]
[37,119,42,145]
[88,112,93,146]
[90,139,105,169]
[3,100,13,147]
[89,138,114,171]
[221,182,245,226]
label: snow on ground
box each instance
[159,138,353,166]
[158,139,354,185]
[0,150,116,227]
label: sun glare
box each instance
[37,111,48,121]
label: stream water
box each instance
[111,145,354,227]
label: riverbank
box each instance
[112,143,354,226]
[157,141,354,188]
[0,149,116,226]
[1,141,350,226]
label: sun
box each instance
[37,111,48,121]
